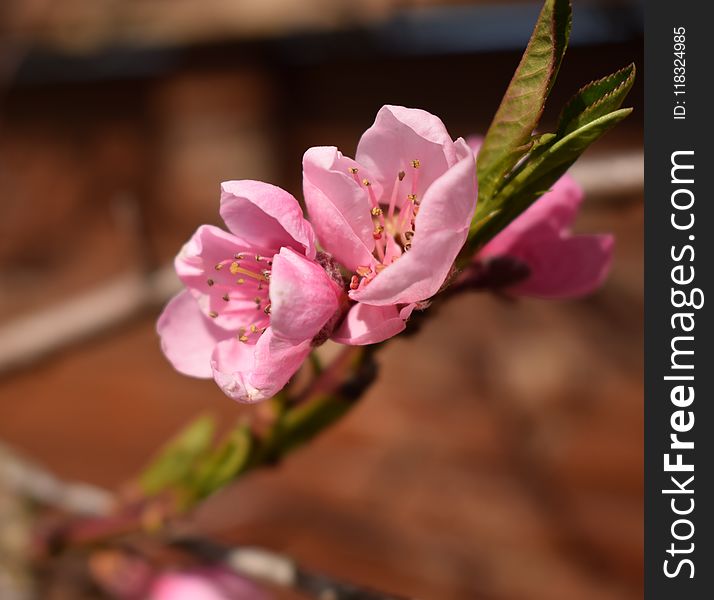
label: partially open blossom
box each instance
[467,137,614,298]
[303,105,477,344]
[157,181,342,402]
[90,552,266,600]
[149,569,267,600]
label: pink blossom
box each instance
[468,137,614,298]
[90,553,267,600]
[157,181,342,403]
[148,569,267,600]
[303,105,477,344]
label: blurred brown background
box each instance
[0,0,643,598]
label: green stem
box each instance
[253,345,376,465]
[39,346,377,554]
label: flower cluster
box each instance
[158,106,612,403]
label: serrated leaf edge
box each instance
[557,63,635,135]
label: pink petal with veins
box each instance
[157,290,233,378]
[302,146,376,272]
[332,303,406,345]
[221,180,316,258]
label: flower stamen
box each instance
[387,171,402,221]
[206,251,274,336]
[230,264,269,282]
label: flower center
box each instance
[206,253,273,343]
[348,160,421,290]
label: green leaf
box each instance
[476,0,572,205]
[139,415,216,495]
[471,108,633,247]
[557,63,636,135]
[190,424,252,500]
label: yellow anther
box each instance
[356,266,371,277]
[371,206,383,216]
[214,263,224,271]
[208,311,218,318]
[407,194,417,202]
[231,265,268,282]
[237,278,245,285]
[349,167,359,174]
[362,178,371,187]
[411,159,420,168]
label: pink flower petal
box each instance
[211,328,312,403]
[149,569,265,600]
[269,247,341,342]
[399,303,417,320]
[149,574,228,600]
[355,105,462,200]
[481,174,583,257]
[331,303,406,345]
[466,135,483,155]
[220,180,316,258]
[302,146,377,272]
[529,173,583,229]
[174,225,245,286]
[510,229,614,298]
[478,171,613,298]
[157,290,232,378]
[413,138,476,234]
[350,152,477,305]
